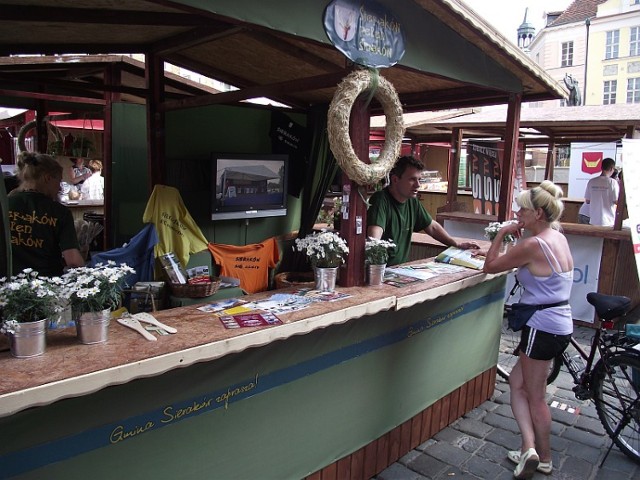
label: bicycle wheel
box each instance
[496,316,561,385]
[497,316,520,381]
[592,352,640,463]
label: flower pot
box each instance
[76,309,110,344]
[274,271,315,290]
[7,319,47,358]
[367,264,386,286]
[314,267,338,292]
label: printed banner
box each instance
[467,142,501,215]
[567,142,618,198]
[622,139,640,282]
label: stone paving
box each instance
[373,325,640,480]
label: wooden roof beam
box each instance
[160,70,348,111]
[244,31,344,73]
[0,88,106,106]
[0,5,210,26]
[150,25,246,55]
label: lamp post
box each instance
[583,18,590,104]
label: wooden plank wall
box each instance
[306,367,496,480]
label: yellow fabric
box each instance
[142,185,208,269]
[208,238,279,294]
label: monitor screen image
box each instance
[211,153,288,221]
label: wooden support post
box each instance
[445,128,463,212]
[36,104,47,153]
[145,53,166,189]
[339,96,369,287]
[498,93,521,222]
[544,140,556,181]
[613,171,626,230]
[102,64,121,250]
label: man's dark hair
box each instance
[602,157,616,172]
[390,155,424,178]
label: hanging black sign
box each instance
[323,0,405,68]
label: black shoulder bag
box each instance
[504,277,568,331]
[506,301,569,332]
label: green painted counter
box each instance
[0,266,506,479]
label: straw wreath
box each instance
[328,69,405,186]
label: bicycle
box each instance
[496,291,640,464]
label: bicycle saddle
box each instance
[586,292,631,320]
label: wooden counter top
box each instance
[0,262,504,418]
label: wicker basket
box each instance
[169,278,221,298]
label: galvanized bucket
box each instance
[367,264,386,286]
[8,319,47,358]
[314,267,338,292]
[76,309,110,344]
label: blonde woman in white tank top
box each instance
[482,181,573,479]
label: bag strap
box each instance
[536,300,569,310]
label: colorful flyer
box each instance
[218,312,282,329]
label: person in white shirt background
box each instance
[583,157,619,226]
[80,159,104,201]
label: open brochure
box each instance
[435,247,485,270]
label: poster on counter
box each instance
[622,139,640,282]
[567,142,618,198]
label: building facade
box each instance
[528,0,640,106]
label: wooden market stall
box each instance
[0,1,566,478]
[391,104,640,323]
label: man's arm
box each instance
[424,221,479,250]
[367,225,383,239]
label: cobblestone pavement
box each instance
[373,325,640,480]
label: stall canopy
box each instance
[378,104,640,145]
[0,0,565,112]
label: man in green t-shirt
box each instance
[367,156,479,266]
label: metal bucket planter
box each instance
[8,318,47,358]
[314,267,338,292]
[76,309,110,344]
[367,264,386,286]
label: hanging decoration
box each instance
[323,0,405,69]
[327,68,404,186]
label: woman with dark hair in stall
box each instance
[8,152,84,276]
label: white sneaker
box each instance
[513,447,539,479]
[507,450,553,475]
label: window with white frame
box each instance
[604,80,617,104]
[561,41,574,67]
[627,77,640,103]
[606,30,620,59]
[631,27,640,57]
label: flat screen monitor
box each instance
[211,153,288,221]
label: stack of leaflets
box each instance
[383,268,425,287]
[435,247,485,270]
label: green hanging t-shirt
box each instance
[367,188,432,266]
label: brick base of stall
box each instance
[306,367,497,480]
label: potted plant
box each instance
[0,269,65,357]
[364,237,396,285]
[294,230,349,292]
[484,220,519,253]
[71,136,93,158]
[61,262,135,344]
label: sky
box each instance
[461,0,574,43]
